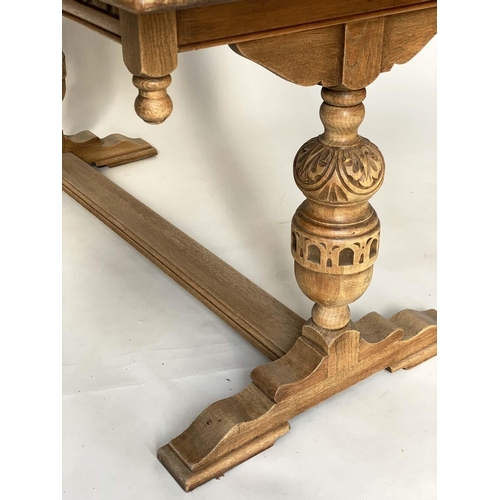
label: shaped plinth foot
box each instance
[158,413,289,492]
[62,130,157,168]
[158,308,437,491]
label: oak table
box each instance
[62,0,437,492]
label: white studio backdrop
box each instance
[63,18,436,500]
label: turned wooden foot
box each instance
[158,308,436,491]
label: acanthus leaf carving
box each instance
[293,137,385,205]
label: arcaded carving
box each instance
[291,227,380,275]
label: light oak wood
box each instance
[120,9,177,123]
[62,131,157,167]
[103,0,240,13]
[159,309,436,491]
[155,7,437,489]
[176,0,434,50]
[381,8,438,71]
[63,1,436,52]
[63,2,435,124]
[231,10,436,332]
[232,7,436,88]
[62,1,437,491]
[62,153,304,360]
[62,0,121,42]
[62,138,437,490]
[291,87,383,329]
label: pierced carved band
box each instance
[291,216,380,275]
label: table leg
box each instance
[157,84,436,491]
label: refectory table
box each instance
[62,0,437,491]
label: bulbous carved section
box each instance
[293,136,385,205]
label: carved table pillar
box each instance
[292,87,383,330]
[156,10,436,490]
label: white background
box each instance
[62,18,436,500]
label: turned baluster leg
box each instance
[157,84,438,492]
[155,11,437,491]
[292,87,384,330]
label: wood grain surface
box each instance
[62,1,437,491]
[232,7,436,87]
[102,0,430,16]
[63,0,436,51]
[62,153,304,360]
[159,309,437,490]
[120,9,178,123]
[63,0,121,42]
[63,131,158,167]
[99,0,240,14]
[176,0,433,49]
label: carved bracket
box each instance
[231,7,436,89]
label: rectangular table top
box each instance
[100,0,239,13]
[66,0,435,52]
[100,0,432,14]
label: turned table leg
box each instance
[291,86,382,330]
[157,11,436,491]
[156,84,436,491]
